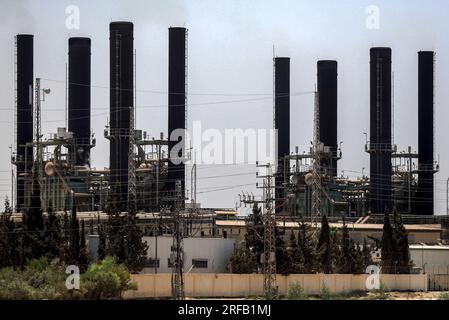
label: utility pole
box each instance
[34,78,42,183]
[34,79,50,185]
[128,106,136,214]
[171,180,185,300]
[241,162,277,297]
[311,91,322,232]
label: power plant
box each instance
[10,23,442,224]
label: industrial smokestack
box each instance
[274,57,290,214]
[15,34,34,212]
[167,27,187,203]
[369,47,393,214]
[317,60,338,178]
[417,51,435,215]
[68,37,91,167]
[109,22,134,210]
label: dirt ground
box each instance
[186,291,448,300]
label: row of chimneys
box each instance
[14,28,436,215]
[14,23,187,212]
[274,48,435,216]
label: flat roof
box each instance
[409,245,449,250]
[215,220,442,232]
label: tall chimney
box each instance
[109,22,134,210]
[369,47,393,214]
[417,51,435,215]
[317,60,338,178]
[274,57,290,214]
[15,34,34,212]
[167,27,187,205]
[68,37,91,167]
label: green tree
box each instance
[297,222,318,273]
[288,231,304,274]
[97,223,106,261]
[78,220,91,272]
[125,216,149,273]
[392,209,411,274]
[275,228,291,275]
[317,215,333,273]
[69,199,80,264]
[336,220,353,274]
[352,242,366,274]
[244,203,264,270]
[229,246,257,273]
[22,173,45,260]
[0,197,22,268]
[362,238,373,269]
[381,210,394,274]
[42,203,64,261]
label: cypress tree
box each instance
[298,222,318,273]
[43,203,64,260]
[78,220,91,272]
[288,231,304,274]
[275,228,291,275]
[125,216,149,273]
[352,242,366,274]
[22,173,45,260]
[69,198,80,264]
[392,209,411,274]
[317,215,333,273]
[230,246,257,274]
[97,223,106,261]
[245,203,264,269]
[362,238,373,269]
[336,220,353,274]
[381,210,394,274]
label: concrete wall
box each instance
[143,236,235,274]
[124,273,428,299]
[410,246,449,275]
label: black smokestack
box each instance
[417,51,435,215]
[68,37,91,167]
[167,27,187,203]
[109,22,133,210]
[369,47,392,214]
[15,34,34,212]
[274,57,290,214]
[317,60,338,178]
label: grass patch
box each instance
[370,283,391,300]
[438,292,449,300]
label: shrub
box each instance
[438,292,449,300]
[82,257,136,299]
[286,282,308,300]
[0,257,135,300]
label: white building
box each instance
[143,236,236,274]
[409,244,449,275]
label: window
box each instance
[146,258,159,268]
[192,259,208,269]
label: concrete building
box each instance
[215,220,442,245]
[409,244,449,275]
[143,236,235,274]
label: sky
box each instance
[0,0,448,214]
